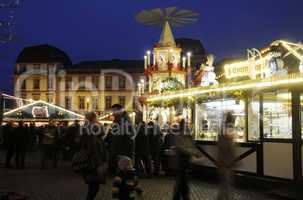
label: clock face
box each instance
[158,54,166,64]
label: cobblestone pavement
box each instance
[0,168,275,200]
[0,151,274,200]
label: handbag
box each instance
[72,150,95,173]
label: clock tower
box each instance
[145,21,187,94]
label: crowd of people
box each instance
[0,107,236,200]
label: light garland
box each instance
[147,73,303,103]
[4,100,84,119]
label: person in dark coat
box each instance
[217,112,236,200]
[162,123,177,175]
[64,120,81,160]
[148,121,163,176]
[40,120,59,169]
[110,104,135,175]
[135,121,151,178]
[29,122,37,151]
[81,112,107,200]
[4,121,16,168]
[15,121,29,169]
[173,119,202,200]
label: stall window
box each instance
[263,91,292,139]
[195,99,245,141]
[300,94,303,139]
[248,94,260,141]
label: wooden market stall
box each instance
[145,40,303,181]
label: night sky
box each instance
[0,0,303,93]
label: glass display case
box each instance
[263,91,292,139]
[195,99,245,141]
[248,94,260,141]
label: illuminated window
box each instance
[33,64,40,71]
[48,78,53,90]
[33,79,40,90]
[65,96,72,109]
[92,96,98,110]
[133,96,137,109]
[119,76,126,90]
[105,76,112,90]
[105,96,112,109]
[92,76,99,89]
[65,77,72,90]
[79,76,86,89]
[79,96,85,110]
[21,80,26,90]
[263,91,292,139]
[119,96,126,107]
[47,95,53,103]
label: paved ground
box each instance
[0,151,275,200]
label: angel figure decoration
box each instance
[200,54,218,87]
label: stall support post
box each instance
[0,92,3,125]
[244,93,249,141]
[257,94,264,176]
[291,90,302,181]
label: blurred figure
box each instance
[65,120,81,160]
[81,112,107,200]
[148,121,163,176]
[112,156,143,200]
[104,123,113,171]
[173,119,202,200]
[135,120,151,178]
[162,123,177,176]
[29,122,37,151]
[4,121,16,168]
[15,121,29,169]
[217,112,236,200]
[110,104,134,175]
[40,120,59,169]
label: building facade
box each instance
[14,45,144,115]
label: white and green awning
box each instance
[3,100,84,121]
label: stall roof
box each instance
[147,72,303,103]
[3,100,84,121]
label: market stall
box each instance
[145,40,303,181]
[3,100,84,124]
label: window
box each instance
[105,76,112,90]
[195,99,245,142]
[119,76,126,89]
[21,80,26,90]
[19,65,26,73]
[263,91,292,139]
[105,96,112,109]
[79,96,85,110]
[248,94,260,141]
[119,96,126,107]
[79,76,86,89]
[65,96,72,110]
[48,78,53,90]
[33,79,40,90]
[32,94,40,101]
[47,95,53,103]
[92,96,98,110]
[92,76,99,89]
[65,77,72,90]
[33,64,40,71]
[133,96,137,109]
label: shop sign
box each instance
[32,106,49,118]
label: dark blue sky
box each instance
[1,0,303,93]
